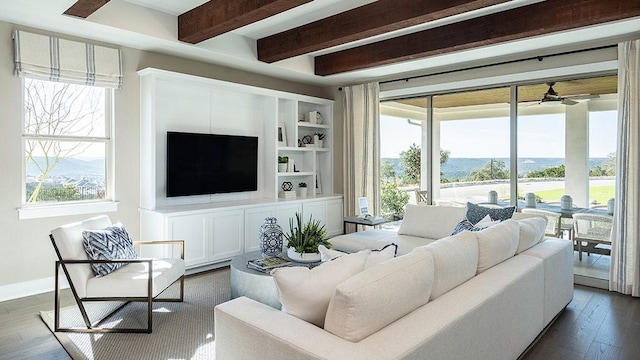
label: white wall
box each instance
[0,20,337,300]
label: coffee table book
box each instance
[247,256,291,272]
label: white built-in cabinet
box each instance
[138,68,343,272]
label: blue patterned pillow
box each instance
[82,223,138,277]
[451,219,493,235]
[465,202,516,224]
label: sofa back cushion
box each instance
[398,205,466,240]
[475,219,520,273]
[420,231,479,300]
[516,217,547,254]
[324,249,434,342]
[270,250,369,327]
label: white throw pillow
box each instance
[516,217,547,254]
[318,244,397,268]
[324,249,435,342]
[270,250,370,327]
[475,219,520,273]
[420,231,479,300]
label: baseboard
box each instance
[0,276,69,302]
[574,274,609,290]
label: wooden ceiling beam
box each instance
[63,0,110,18]
[258,0,509,64]
[179,0,312,44]
[315,0,640,76]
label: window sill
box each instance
[18,201,119,220]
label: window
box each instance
[22,78,112,208]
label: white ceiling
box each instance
[1,0,639,87]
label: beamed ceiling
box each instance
[1,0,639,86]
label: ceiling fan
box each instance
[537,82,599,106]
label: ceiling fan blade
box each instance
[566,94,600,100]
[561,98,578,105]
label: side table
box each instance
[343,215,391,233]
[230,251,321,309]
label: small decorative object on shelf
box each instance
[287,158,295,172]
[305,110,322,124]
[278,156,288,172]
[285,212,331,263]
[314,132,325,148]
[298,182,308,198]
[301,135,313,147]
[487,190,498,204]
[258,217,284,257]
[560,195,573,210]
[281,182,293,191]
[279,181,296,199]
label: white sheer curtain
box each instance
[342,83,380,230]
[610,40,640,296]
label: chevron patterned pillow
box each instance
[82,223,138,277]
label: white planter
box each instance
[299,187,308,197]
[287,247,321,263]
[278,163,287,172]
[317,139,323,148]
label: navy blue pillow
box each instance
[465,202,516,224]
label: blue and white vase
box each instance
[259,217,283,257]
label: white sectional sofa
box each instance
[214,205,574,360]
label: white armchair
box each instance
[49,215,185,333]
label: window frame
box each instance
[18,78,117,219]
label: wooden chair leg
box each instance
[578,240,583,261]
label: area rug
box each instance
[40,268,231,360]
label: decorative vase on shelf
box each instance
[299,186,308,198]
[278,163,287,172]
[259,217,283,257]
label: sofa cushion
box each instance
[82,223,138,277]
[420,231,478,300]
[465,202,516,224]
[451,215,500,235]
[398,205,466,240]
[270,250,369,327]
[319,244,397,268]
[475,219,520,273]
[324,249,434,342]
[516,217,547,254]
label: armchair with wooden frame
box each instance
[49,215,185,334]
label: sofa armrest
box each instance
[215,297,359,360]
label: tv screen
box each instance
[166,132,258,197]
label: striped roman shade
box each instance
[12,30,123,89]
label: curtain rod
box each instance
[337,44,617,91]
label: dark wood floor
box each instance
[1,284,638,359]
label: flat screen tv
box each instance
[166,131,258,197]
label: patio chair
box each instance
[520,208,562,238]
[572,213,613,261]
[49,215,185,333]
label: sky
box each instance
[380,110,617,159]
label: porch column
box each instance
[565,102,589,207]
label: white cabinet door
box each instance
[167,214,209,268]
[276,203,303,240]
[303,201,326,226]
[244,206,276,253]
[325,199,344,237]
[210,209,244,261]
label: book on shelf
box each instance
[247,256,292,271]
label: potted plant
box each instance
[313,132,326,148]
[298,182,308,198]
[278,156,288,172]
[285,212,331,263]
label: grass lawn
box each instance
[535,186,615,205]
